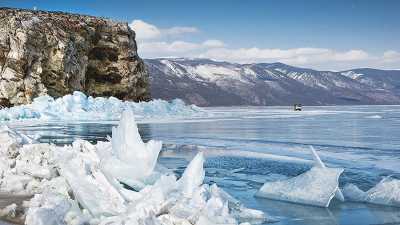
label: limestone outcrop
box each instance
[0,7,150,106]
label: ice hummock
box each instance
[0,109,265,224]
[255,146,344,207]
[343,177,400,207]
[57,142,127,217]
[0,91,204,121]
[101,109,162,189]
[177,151,205,197]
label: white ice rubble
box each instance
[343,177,400,207]
[255,146,344,207]
[0,91,204,121]
[0,109,266,225]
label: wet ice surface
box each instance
[4,105,400,225]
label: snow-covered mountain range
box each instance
[146,58,400,106]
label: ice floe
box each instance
[0,91,204,121]
[343,177,400,207]
[0,109,265,225]
[255,146,344,207]
[365,115,383,119]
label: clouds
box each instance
[130,20,198,40]
[382,50,400,63]
[200,48,370,65]
[138,40,229,56]
[130,20,161,40]
[129,20,225,58]
[129,20,400,70]
[164,26,199,36]
[202,40,225,48]
[139,41,201,54]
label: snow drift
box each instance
[0,91,204,121]
[255,146,344,207]
[0,109,265,225]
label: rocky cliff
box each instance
[0,8,150,106]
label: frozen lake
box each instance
[5,105,400,225]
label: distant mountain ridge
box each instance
[145,58,400,106]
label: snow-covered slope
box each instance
[341,68,400,92]
[146,58,400,106]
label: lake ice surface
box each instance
[4,105,400,225]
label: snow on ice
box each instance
[0,91,204,121]
[0,109,266,225]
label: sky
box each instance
[1,0,400,71]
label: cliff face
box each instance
[0,8,150,106]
